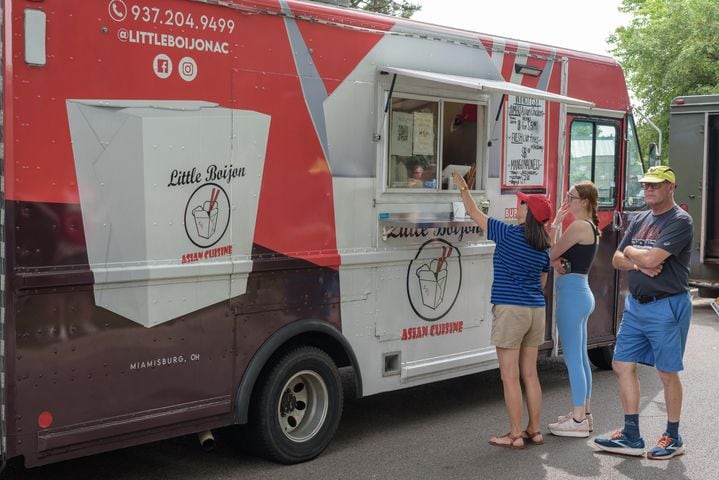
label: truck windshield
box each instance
[624,116,646,210]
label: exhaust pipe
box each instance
[198,430,216,452]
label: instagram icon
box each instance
[179,57,198,82]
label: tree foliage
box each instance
[349,0,421,18]
[609,0,719,157]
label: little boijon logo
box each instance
[407,239,462,322]
[184,183,230,248]
[415,246,451,310]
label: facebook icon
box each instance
[153,54,173,79]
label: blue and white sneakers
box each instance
[593,430,646,456]
[646,433,686,460]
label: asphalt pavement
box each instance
[4,296,718,480]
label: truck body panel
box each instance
[1,0,639,467]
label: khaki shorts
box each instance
[491,304,546,348]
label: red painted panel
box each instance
[233,68,339,266]
[6,0,339,265]
[7,0,253,203]
[500,42,516,81]
[295,21,386,96]
[479,37,494,56]
[566,58,630,111]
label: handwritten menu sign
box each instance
[503,95,546,187]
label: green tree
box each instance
[349,0,421,18]
[609,0,719,158]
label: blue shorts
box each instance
[613,292,692,372]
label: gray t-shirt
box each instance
[617,205,693,297]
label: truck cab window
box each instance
[569,120,619,208]
[387,95,483,191]
[624,116,646,209]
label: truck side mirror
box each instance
[647,143,659,167]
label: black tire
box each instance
[251,346,343,464]
[588,345,614,370]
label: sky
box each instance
[412,0,630,58]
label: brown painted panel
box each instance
[37,396,231,451]
[6,201,341,466]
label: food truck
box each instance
[669,95,719,298]
[1,0,646,468]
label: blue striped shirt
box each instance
[488,218,550,306]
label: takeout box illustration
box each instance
[416,258,449,310]
[66,100,271,327]
[193,198,220,239]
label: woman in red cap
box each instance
[453,172,552,449]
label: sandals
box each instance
[488,432,525,449]
[522,430,545,445]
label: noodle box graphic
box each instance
[193,201,219,239]
[66,100,271,327]
[193,188,221,239]
[416,258,449,309]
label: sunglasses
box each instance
[566,192,579,200]
[641,182,669,190]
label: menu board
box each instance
[503,95,546,188]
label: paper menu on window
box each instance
[390,111,413,157]
[413,112,435,155]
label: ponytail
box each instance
[524,210,552,250]
[591,211,601,237]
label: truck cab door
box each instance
[565,116,623,348]
[617,115,649,320]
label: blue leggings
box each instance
[556,274,595,407]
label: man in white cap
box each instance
[594,165,693,460]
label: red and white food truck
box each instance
[0,0,646,468]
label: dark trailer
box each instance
[670,95,719,297]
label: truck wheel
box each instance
[251,346,343,464]
[588,345,614,370]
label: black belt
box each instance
[633,292,682,304]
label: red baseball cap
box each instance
[516,192,553,224]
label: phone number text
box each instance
[128,4,236,34]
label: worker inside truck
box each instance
[388,98,480,191]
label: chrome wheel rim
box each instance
[277,370,328,442]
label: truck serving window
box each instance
[386,94,484,191]
[568,120,619,208]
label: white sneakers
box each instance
[555,411,593,431]
[548,413,592,438]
